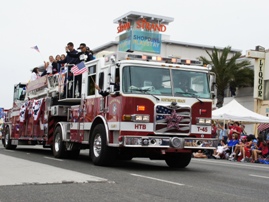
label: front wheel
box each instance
[53,126,67,158]
[165,153,192,168]
[90,124,116,166]
[3,128,17,150]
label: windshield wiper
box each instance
[131,88,160,101]
[175,91,203,103]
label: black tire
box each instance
[53,126,67,158]
[90,124,116,166]
[165,153,192,168]
[3,128,17,150]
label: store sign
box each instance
[118,31,132,52]
[118,30,162,54]
[117,18,167,34]
[254,59,264,99]
[132,30,161,54]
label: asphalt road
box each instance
[0,144,269,202]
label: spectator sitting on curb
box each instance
[193,150,208,158]
[252,135,269,163]
[213,140,228,159]
[240,135,253,162]
[228,133,239,159]
[230,136,247,161]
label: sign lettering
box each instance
[117,19,167,34]
[117,22,131,33]
[135,124,146,130]
[255,59,264,99]
[136,19,166,32]
[197,127,208,132]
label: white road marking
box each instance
[44,156,64,161]
[249,174,269,179]
[131,173,185,186]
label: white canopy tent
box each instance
[212,99,269,123]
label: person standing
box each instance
[66,43,94,62]
[228,121,242,140]
[57,42,80,98]
[41,56,58,76]
[211,122,217,138]
[66,43,94,98]
[217,122,227,140]
[30,67,40,81]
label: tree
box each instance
[199,46,253,108]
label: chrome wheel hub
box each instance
[54,134,60,152]
[93,134,102,157]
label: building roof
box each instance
[113,11,174,25]
[92,39,241,53]
[162,39,241,52]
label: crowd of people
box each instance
[30,42,95,98]
[193,121,269,164]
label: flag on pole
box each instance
[71,62,87,76]
[31,45,40,52]
[0,108,4,119]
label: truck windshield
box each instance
[122,66,210,99]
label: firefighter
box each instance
[66,43,95,98]
[95,76,120,97]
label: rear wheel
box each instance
[53,126,67,158]
[3,128,17,150]
[90,124,116,166]
[165,153,192,168]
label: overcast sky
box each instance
[1,0,269,108]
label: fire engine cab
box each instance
[2,51,217,168]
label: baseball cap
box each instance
[77,43,86,49]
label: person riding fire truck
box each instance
[1,51,217,168]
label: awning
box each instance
[258,123,269,132]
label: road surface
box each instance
[0,144,268,202]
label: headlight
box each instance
[196,118,211,125]
[131,114,150,122]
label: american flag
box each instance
[0,108,4,119]
[71,62,87,76]
[31,45,40,52]
[156,106,172,120]
[258,123,269,132]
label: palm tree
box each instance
[199,46,253,108]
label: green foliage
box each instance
[199,46,253,107]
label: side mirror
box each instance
[209,73,216,99]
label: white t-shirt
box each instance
[31,72,38,81]
[46,62,53,74]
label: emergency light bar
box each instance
[104,52,203,66]
[124,53,203,66]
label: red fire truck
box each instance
[2,51,217,168]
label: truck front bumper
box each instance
[122,136,218,150]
